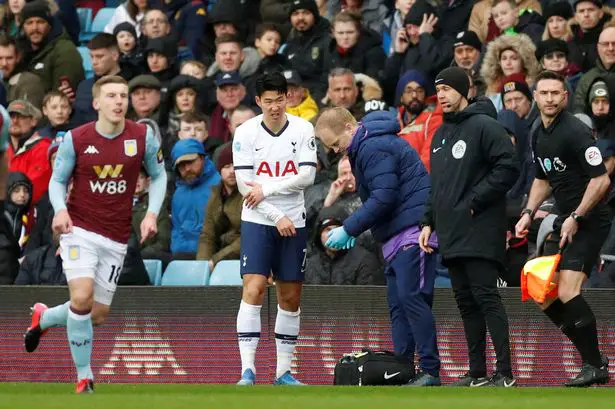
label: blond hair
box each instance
[314,107,357,136]
[92,75,128,98]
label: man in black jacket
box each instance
[419,67,520,387]
[516,70,610,387]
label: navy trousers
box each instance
[385,245,440,376]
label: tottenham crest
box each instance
[124,139,137,157]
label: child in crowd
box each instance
[38,91,72,140]
[254,23,289,75]
[114,22,142,72]
[180,60,207,80]
[177,111,222,158]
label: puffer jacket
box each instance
[323,28,385,81]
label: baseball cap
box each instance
[171,139,206,170]
[215,71,242,87]
[283,69,303,86]
[8,100,41,119]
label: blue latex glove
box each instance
[326,227,356,250]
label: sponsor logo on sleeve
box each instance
[585,146,603,166]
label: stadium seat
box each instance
[106,0,121,7]
[77,46,94,79]
[143,259,163,286]
[208,260,243,286]
[77,8,93,43]
[80,7,116,42]
[161,260,211,286]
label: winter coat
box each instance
[0,207,20,284]
[197,185,242,264]
[571,12,612,73]
[14,244,66,285]
[4,172,34,253]
[24,192,53,255]
[574,59,615,114]
[328,0,389,35]
[323,28,385,81]
[170,155,221,254]
[306,206,384,285]
[286,90,319,122]
[398,96,444,173]
[344,111,431,243]
[282,17,330,102]
[4,68,45,109]
[103,2,144,36]
[25,19,84,93]
[7,132,52,205]
[173,0,208,61]
[469,0,542,43]
[423,97,520,266]
[438,0,478,39]
[132,193,171,258]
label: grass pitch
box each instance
[0,384,614,409]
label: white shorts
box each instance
[60,226,128,306]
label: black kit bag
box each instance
[333,350,415,386]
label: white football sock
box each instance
[237,300,261,374]
[274,305,300,379]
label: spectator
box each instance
[488,0,545,44]
[14,231,66,285]
[324,68,385,120]
[437,0,477,39]
[1,0,29,37]
[180,60,207,80]
[177,112,222,159]
[574,26,615,113]
[132,166,171,260]
[0,34,45,109]
[6,100,51,205]
[396,70,442,172]
[480,33,540,111]
[4,171,34,253]
[282,0,330,102]
[212,105,257,163]
[73,33,137,125]
[128,74,163,121]
[284,70,319,122]
[535,39,582,98]
[144,36,178,97]
[451,31,486,97]
[170,138,221,258]
[305,205,383,285]
[542,2,574,41]
[140,8,172,41]
[499,73,535,121]
[173,0,208,61]
[382,0,415,56]
[209,71,247,143]
[113,22,143,75]
[328,0,388,35]
[469,0,542,44]
[324,11,385,81]
[37,91,72,140]
[571,0,612,73]
[163,74,201,137]
[104,0,149,37]
[197,145,242,270]
[382,0,453,102]
[254,23,289,77]
[205,35,260,96]
[21,0,84,95]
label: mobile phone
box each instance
[59,76,71,89]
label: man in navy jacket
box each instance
[315,108,440,386]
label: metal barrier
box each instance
[0,286,614,386]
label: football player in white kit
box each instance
[232,72,317,385]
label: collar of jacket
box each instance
[15,131,41,155]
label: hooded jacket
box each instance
[423,97,519,266]
[306,205,384,285]
[8,131,52,205]
[343,111,431,243]
[4,172,34,251]
[170,146,221,254]
[574,58,615,114]
[25,18,85,93]
[14,243,66,285]
[323,28,386,81]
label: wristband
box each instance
[520,208,534,218]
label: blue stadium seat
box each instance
[106,0,121,7]
[208,260,243,286]
[80,7,116,42]
[77,8,93,43]
[161,261,211,286]
[77,46,94,79]
[143,259,163,286]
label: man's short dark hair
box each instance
[255,23,281,40]
[215,34,243,48]
[180,111,209,126]
[0,34,17,50]
[535,70,566,88]
[88,33,119,51]
[255,72,288,97]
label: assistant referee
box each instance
[516,70,610,387]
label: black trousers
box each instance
[448,257,513,377]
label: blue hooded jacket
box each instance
[170,139,221,254]
[343,111,430,242]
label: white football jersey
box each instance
[233,114,317,228]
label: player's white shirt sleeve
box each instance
[261,120,317,197]
[233,119,286,225]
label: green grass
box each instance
[0,384,614,409]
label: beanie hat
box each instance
[113,22,138,40]
[453,31,482,52]
[543,1,574,21]
[20,0,52,26]
[500,73,532,103]
[396,69,429,103]
[589,80,609,105]
[404,0,437,26]
[535,38,569,61]
[288,0,319,19]
[435,67,470,99]
[574,0,602,11]
[215,145,233,172]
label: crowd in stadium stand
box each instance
[2,0,615,288]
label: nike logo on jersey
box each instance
[432,147,443,153]
[383,371,400,380]
[84,145,99,154]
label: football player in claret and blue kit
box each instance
[23,75,167,394]
[232,72,317,385]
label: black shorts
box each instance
[543,217,611,275]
